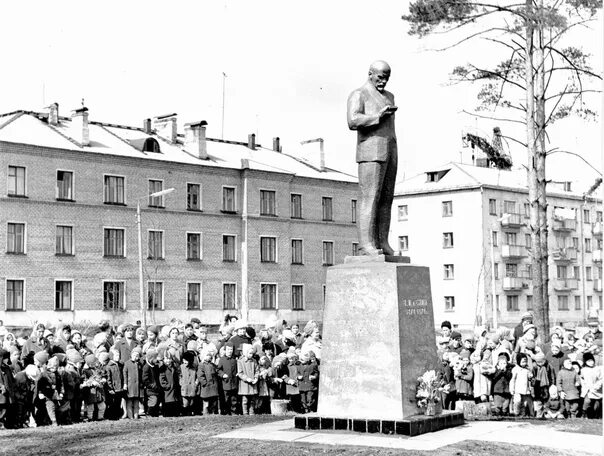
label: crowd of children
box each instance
[0,315,322,428]
[437,314,603,419]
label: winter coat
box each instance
[122,359,143,399]
[257,366,273,397]
[114,339,138,367]
[545,351,567,377]
[20,338,49,362]
[142,362,162,396]
[217,355,238,391]
[13,370,35,403]
[180,365,198,397]
[454,365,474,396]
[81,365,106,404]
[237,357,259,395]
[38,370,63,400]
[62,364,81,401]
[488,365,513,394]
[472,362,492,399]
[198,361,219,399]
[510,365,532,396]
[229,335,252,358]
[556,368,580,400]
[0,363,16,404]
[104,361,123,393]
[532,361,555,401]
[298,362,319,392]
[580,365,603,400]
[284,363,300,396]
[159,364,180,403]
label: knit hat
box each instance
[85,354,97,366]
[43,329,53,339]
[34,351,49,365]
[66,349,83,364]
[98,352,110,363]
[187,340,198,352]
[521,312,533,321]
[146,348,158,362]
[93,332,108,348]
[135,327,146,337]
[47,356,60,369]
[534,352,546,363]
[131,347,142,356]
[450,331,462,341]
[459,349,471,360]
[190,317,201,325]
[441,320,452,330]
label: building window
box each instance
[575,295,581,310]
[6,280,24,311]
[399,236,409,251]
[260,236,277,263]
[526,264,533,279]
[104,228,124,257]
[526,295,533,311]
[148,180,164,207]
[489,199,497,215]
[444,264,454,280]
[585,238,592,253]
[572,237,579,249]
[586,266,593,281]
[56,171,73,200]
[506,263,518,277]
[351,200,357,223]
[322,197,333,221]
[443,232,454,248]
[291,239,303,264]
[187,183,201,211]
[7,166,26,196]
[148,230,163,259]
[557,265,567,279]
[573,266,580,280]
[260,283,277,310]
[291,194,302,219]
[147,282,163,310]
[524,203,530,217]
[597,211,603,222]
[503,200,516,214]
[322,241,334,266]
[587,296,593,310]
[55,281,72,311]
[223,283,237,310]
[492,231,498,247]
[292,285,304,310]
[557,295,569,311]
[187,283,201,310]
[506,295,519,311]
[398,205,408,221]
[7,223,25,254]
[584,209,591,223]
[187,233,201,260]
[56,226,73,255]
[445,296,455,311]
[223,235,236,262]
[104,175,125,204]
[222,186,236,212]
[442,201,453,217]
[103,281,124,311]
[494,263,500,280]
[505,232,517,245]
[352,242,359,256]
[260,190,276,216]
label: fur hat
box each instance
[34,351,49,365]
[85,354,97,366]
[66,349,83,364]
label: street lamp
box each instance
[137,188,175,328]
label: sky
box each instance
[0,0,602,189]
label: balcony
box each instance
[502,276,529,291]
[594,279,602,292]
[553,278,579,291]
[552,218,576,232]
[552,247,578,262]
[593,250,602,263]
[500,212,525,228]
[593,222,603,238]
[501,244,528,259]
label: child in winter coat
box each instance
[159,351,181,417]
[284,352,302,413]
[510,353,534,416]
[488,352,514,416]
[237,346,259,415]
[122,348,143,419]
[298,353,319,414]
[256,355,273,414]
[454,350,474,401]
[81,354,106,421]
[198,351,219,415]
[142,349,162,417]
[180,351,198,416]
[0,349,15,428]
[471,350,492,403]
[36,355,64,426]
[63,349,82,424]
[580,352,602,419]
[13,365,40,428]
[544,385,565,419]
[532,352,555,418]
[557,358,581,418]
[217,344,239,415]
[102,350,124,420]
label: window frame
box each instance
[322,240,335,266]
[399,235,409,251]
[291,284,304,310]
[398,205,408,221]
[148,179,165,208]
[444,264,454,280]
[186,182,202,211]
[5,278,25,311]
[147,281,164,310]
[103,227,126,258]
[222,282,237,310]
[186,281,202,310]
[351,199,357,223]
[222,234,237,262]
[147,229,164,260]
[56,224,74,256]
[55,279,73,311]
[56,169,75,201]
[290,193,303,219]
[443,232,454,248]
[291,238,304,265]
[260,283,278,310]
[7,165,26,197]
[260,236,278,263]
[6,222,26,254]
[260,189,277,216]
[489,199,497,215]
[444,296,455,312]
[322,196,334,221]
[186,232,202,261]
[103,174,126,205]
[102,280,126,311]
[221,186,237,213]
[442,200,453,217]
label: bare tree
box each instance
[403,0,602,335]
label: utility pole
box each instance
[221,72,227,140]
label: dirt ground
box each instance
[0,415,600,456]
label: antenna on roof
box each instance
[81,98,85,108]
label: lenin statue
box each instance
[347,60,398,256]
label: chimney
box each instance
[143,118,152,134]
[247,133,256,150]
[184,121,208,160]
[272,137,281,152]
[72,107,89,146]
[153,113,177,143]
[48,102,59,126]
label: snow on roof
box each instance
[0,111,357,184]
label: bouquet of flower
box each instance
[416,369,449,408]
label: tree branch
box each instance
[545,89,602,101]
[461,109,526,124]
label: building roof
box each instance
[0,110,357,184]
[395,162,596,201]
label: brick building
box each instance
[0,105,358,328]
[390,161,602,330]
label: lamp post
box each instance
[137,188,175,328]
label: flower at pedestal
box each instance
[416,369,449,408]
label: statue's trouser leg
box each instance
[377,147,398,255]
[358,161,387,252]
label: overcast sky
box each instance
[1,1,601,188]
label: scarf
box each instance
[535,364,550,386]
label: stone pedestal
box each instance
[316,261,438,421]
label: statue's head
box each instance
[368,60,391,93]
